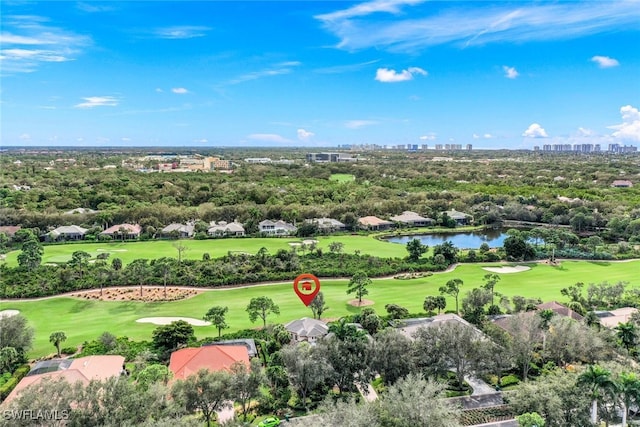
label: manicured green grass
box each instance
[2,235,408,266]
[2,260,638,358]
[329,173,355,182]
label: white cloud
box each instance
[522,123,548,138]
[316,2,640,53]
[155,88,163,93]
[375,67,427,82]
[577,127,594,137]
[121,137,131,142]
[473,133,493,139]
[278,61,302,67]
[74,96,118,109]
[0,15,91,73]
[503,66,519,79]
[195,138,208,143]
[591,55,619,68]
[609,105,640,142]
[76,2,117,13]
[345,120,378,129]
[19,133,31,140]
[228,62,301,85]
[172,87,189,94]
[419,134,436,140]
[297,129,315,141]
[154,26,211,39]
[316,0,425,22]
[247,133,293,144]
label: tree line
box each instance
[2,150,639,246]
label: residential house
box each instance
[63,207,97,215]
[162,223,195,238]
[100,223,142,240]
[307,217,346,233]
[168,345,250,381]
[611,180,634,188]
[259,220,297,236]
[0,226,21,237]
[3,355,125,404]
[208,221,246,237]
[394,314,484,341]
[390,211,434,227]
[285,317,329,344]
[48,225,88,241]
[443,209,472,226]
[358,216,394,231]
[536,301,584,322]
[203,339,257,358]
[492,301,584,331]
[595,307,638,328]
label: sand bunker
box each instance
[0,310,20,318]
[347,299,375,307]
[136,317,211,326]
[482,265,531,274]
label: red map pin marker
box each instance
[293,273,321,306]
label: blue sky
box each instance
[1,0,639,148]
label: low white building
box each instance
[390,211,434,227]
[259,220,297,236]
[285,317,329,343]
[48,225,88,241]
[208,221,245,237]
[162,223,195,238]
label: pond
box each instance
[385,229,510,249]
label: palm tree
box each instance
[615,322,638,355]
[578,364,616,425]
[439,278,463,315]
[538,308,555,353]
[49,331,67,357]
[617,372,640,427]
[583,311,602,331]
[153,258,173,300]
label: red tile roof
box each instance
[3,355,125,404]
[101,223,142,234]
[169,346,249,381]
[0,226,21,236]
[358,216,393,226]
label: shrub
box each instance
[0,372,12,387]
[60,346,77,355]
[499,374,520,387]
[0,364,30,400]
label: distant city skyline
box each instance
[1,1,639,148]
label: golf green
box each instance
[1,260,638,358]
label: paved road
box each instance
[466,375,497,395]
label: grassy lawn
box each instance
[2,235,409,266]
[329,173,355,182]
[2,260,638,358]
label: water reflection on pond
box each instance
[385,229,508,249]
